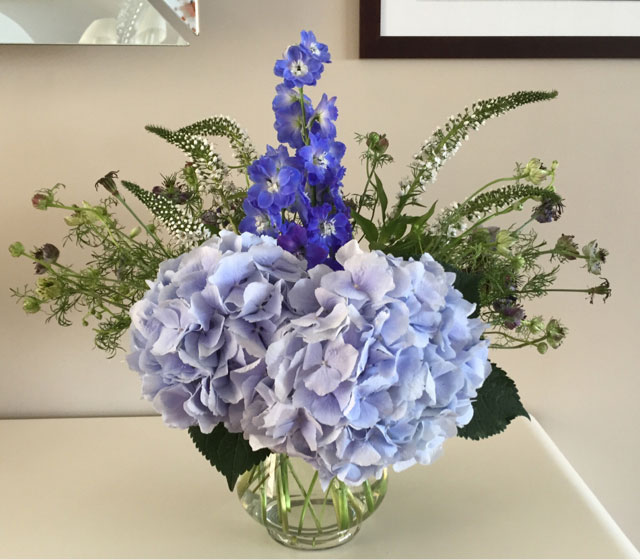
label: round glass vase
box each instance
[236,454,387,550]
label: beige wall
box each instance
[1,0,639,550]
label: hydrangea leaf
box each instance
[188,424,270,491]
[457,363,530,440]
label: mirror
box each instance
[0,0,200,45]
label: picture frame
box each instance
[360,0,640,58]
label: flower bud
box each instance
[553,234,580,261]
[22,296,41,314]
[36,277,62,300]
[201,210,218,227]
[528,316,545,334]
[546,319,567,349]
[31,193,50,210]
[95,171,119,196]
[366,132,389,154]
[129,227,141,238]
[495,230,515,256]
[8,242,24,257]
[536,342,549,355]
[524,158,550,185]
[582,240,608,275]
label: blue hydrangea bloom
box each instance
[241,240,490,487]
[127,231,308,434]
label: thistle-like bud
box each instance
[31,193,50,210]
[201,209,219,227]
[524,158,550,185]
[581,240,608,275]
[95,171,120,196]
[366,132,389,154]
[36,277,62,300]
[33,243,60,275]
[492,296,526,330]
[22,296,41,314]
[8,242,25,257]
[587,278,611,303]
[494,230,515,256]
[553,234,580,262]
[528,316,545,334]
[532,196,564,223]
[546,319,567,349]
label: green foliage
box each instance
[188,424,270,491]
[10,185,169,356]
[457,363,530,440]
[394,90,558,216]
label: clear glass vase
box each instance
[237,454,387,550]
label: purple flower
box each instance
[310,94,338,139]
[274,101,312,150]
[298,133,346,186]
[239,199,281,237]
[274,45,324,88]
[247,149,303,214]
[300,30,331,63]
[307,204,352,255]
[492,296,526,329]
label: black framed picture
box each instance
[360,0,640,58]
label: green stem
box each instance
[280,455,291,512]
[362,480,375,512]
[115,194,171,258]
[276,457,289,532]
[286,458,323,531]
[297,470,319,536]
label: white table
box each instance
[1,416,637,559]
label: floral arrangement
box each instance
[9,30,610,543]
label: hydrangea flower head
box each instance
[241,240,491,486]
[127,231,308,434]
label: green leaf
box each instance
[352,211,379,243]
[410,200,438,235]
[457,363,530,441]
[188,424,270,491]
[373,174,388,218]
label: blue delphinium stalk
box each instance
[241,30,352,270]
